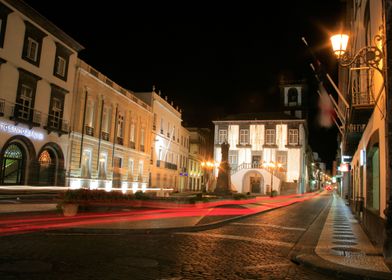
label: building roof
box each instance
[4,0,84,52]
[214,112,305,122]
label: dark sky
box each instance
[24,0,346,169]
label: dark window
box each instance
[14,68,40,124]
[21,21,46,66]
[53,43,71,81]
[0,3,12,48]
[288,88,298,106]
[47,84,68,132]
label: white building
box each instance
[0,0,83,186]
[134,89,190,192]
[213,113,307,194]
[213,81,309,194]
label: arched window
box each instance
[4,144,22,159]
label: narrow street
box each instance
[0,193,335,279]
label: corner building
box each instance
[0,0,83,186]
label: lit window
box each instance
[81,149,91,178]
[288,129,299,145]
[265,129,276,145]
[98,153,107,179]
[128,159,134,179]
[239,129,249,145]
[218,129,227,144]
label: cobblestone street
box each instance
[0,194,337,279]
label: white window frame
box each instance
[239,129,249,145]
[55,56,66,77]
[218,129,227,144]
[128,159,134,178]
[130,123,135,142]
[288,129,299,145]
[265,129,276,145]
[19,84,33,120]
[138,160,144,176]
[26,37,39,61]
[102,106,111,133]
[117,113,124,138]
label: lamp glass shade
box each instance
[330,34,349,58]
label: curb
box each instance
[292,253,392,280]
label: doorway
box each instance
[1,143,25,185]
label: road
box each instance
[0,193,335,279]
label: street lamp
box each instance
[330,32,385,75]
[262,161,283,197]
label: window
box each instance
[18,85,33,120]
[117,113,124,138]
[129,122,135,146]
[265,129,276,145]
[153,113,157,130]
[218,129,227,144]
[239,129,249,145]
[55,56,66,77]
[15,69,40,123]
[288,129,299,145]
[102,106,111,140]
[0,3,12,48]
[229,150,238,165]
[288,88,298,106]
[81,149,92,178]
[22,21,46,66]
[85,100,95,135]
[140,128,145,151]
[138,160,144,176]
[26,37,38,61]
[53,43,71,80]
[98,153,107,179]
[276,151,287,170]
[128,159,134,179]
[47,84,67,131]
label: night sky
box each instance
[23,0,345,169]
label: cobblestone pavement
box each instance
[0,194,336,279]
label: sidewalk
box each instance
[1,190,391,279]
[290,193,392,280]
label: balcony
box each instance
[116,136,123,145]
[101,131,110,141]
[343,124,366,156]
[349,68,375,124]
[129,141,135,149]
[85,125,94,136]
[156,160,177,170]
[0,99,70,135]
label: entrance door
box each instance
[1,144,25,185]
[250,176,261,193]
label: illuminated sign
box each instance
[0,121,44,140]
[339,163,350,172]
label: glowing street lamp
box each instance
[262,161,283,197]
[330,32,384,74]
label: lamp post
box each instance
[262,161,282,197]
